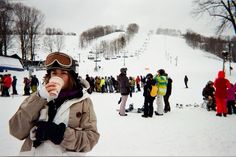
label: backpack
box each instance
[150,85,158,97]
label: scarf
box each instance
[47,89,83,122]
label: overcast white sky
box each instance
[19,0,234,36]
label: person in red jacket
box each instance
[135,76,141,92]
[2,74,12,97]
[214,71,231,117]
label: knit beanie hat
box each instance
[146,73,153,79]
[158,69,165,75]
[120,67,127,74]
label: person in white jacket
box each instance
[9,52,100,156]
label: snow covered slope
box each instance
[1,29,236,156]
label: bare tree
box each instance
[13,3,44,62]
[0,0,14,56]
[13,3,31,61]
[43,35,65,52]
[54,35,65,52]
[126,23,139,35]
[192,0,236,34]
[43,35,54,52]
[28,7,45,61]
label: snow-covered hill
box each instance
[1,29,236,156]
[77,30,235,104]
[5,29,236,103]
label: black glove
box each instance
[35,121,66,145]
[33,140,42,148]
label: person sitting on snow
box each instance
[202,80,216,111]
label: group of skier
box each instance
[116,67,173,117]
[115,68,236,118]
[0,74,39,96]
[202,70,236,117]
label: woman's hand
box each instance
[38,82,58,101]
[44,82,58,97]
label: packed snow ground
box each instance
[1,33,236,156]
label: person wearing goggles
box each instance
[9,52,100,156]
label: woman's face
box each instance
[50,69,69,90]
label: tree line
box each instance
[79,23,139,58]
[0,0,139,65]
[0,1,44,62]
[183,30,236,62]
[1,0,235,67]
[0,0,75,67]
[191,0,236,62]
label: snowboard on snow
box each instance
[175,103,200,109]
[116,103,143,113]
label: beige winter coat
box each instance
[9,92,100,154]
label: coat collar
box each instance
[53,92,90,124]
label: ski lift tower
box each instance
[222,50,229,72]
[90,50,102,72]
[228,42,233,75]
[123,50,128,67]
[94,50,99,71]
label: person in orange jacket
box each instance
[214,71,231,117]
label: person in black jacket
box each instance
[202,80,216,111]
[12,76,18,95]
[142,73,156,118]
[184,75,188,88]
[30,75,39,93]
[164,75,172,113]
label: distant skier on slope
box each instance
[184,75,188,88]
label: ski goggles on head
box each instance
[45,52,73,68]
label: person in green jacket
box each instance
[154,69,168,116]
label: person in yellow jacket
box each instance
[154,69,168,116]
[100,77,106,93]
